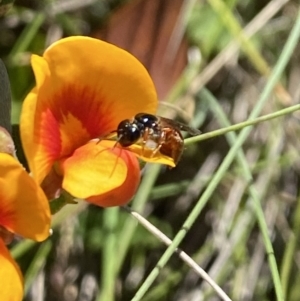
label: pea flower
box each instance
[20,36,174,207]
[0,149,51,301]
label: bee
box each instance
[116,113,201,165]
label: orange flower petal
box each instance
[0,239,23,301]
[21,36,157,184]
[20,88,50,182]
[86,145,141,207]
[0,154,51,241]
[59,140,140,201]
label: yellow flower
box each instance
[20,36,173,207]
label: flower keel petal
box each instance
[126,144,176,167]
[87,146,140,207]
[59,140,137,200]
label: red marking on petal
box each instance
[39,107,62,161]
[37,85,115,160]
[49,85,115,137]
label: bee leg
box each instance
[141,127,150,156]
[150,131,166,158]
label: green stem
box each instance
[280,194,300,299]
[185,104,300,145]
[24,240,52,294]
[132,10,300,301]
[201,87,283,298]
[8,12,46,61]
[207,0,270,76]
[114,164,161,275]
[97,207,119,301]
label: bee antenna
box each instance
[113,134,122,149]
[97,130,117,145]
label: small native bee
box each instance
[116,113,201,165]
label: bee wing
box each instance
[158,116,201,136]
